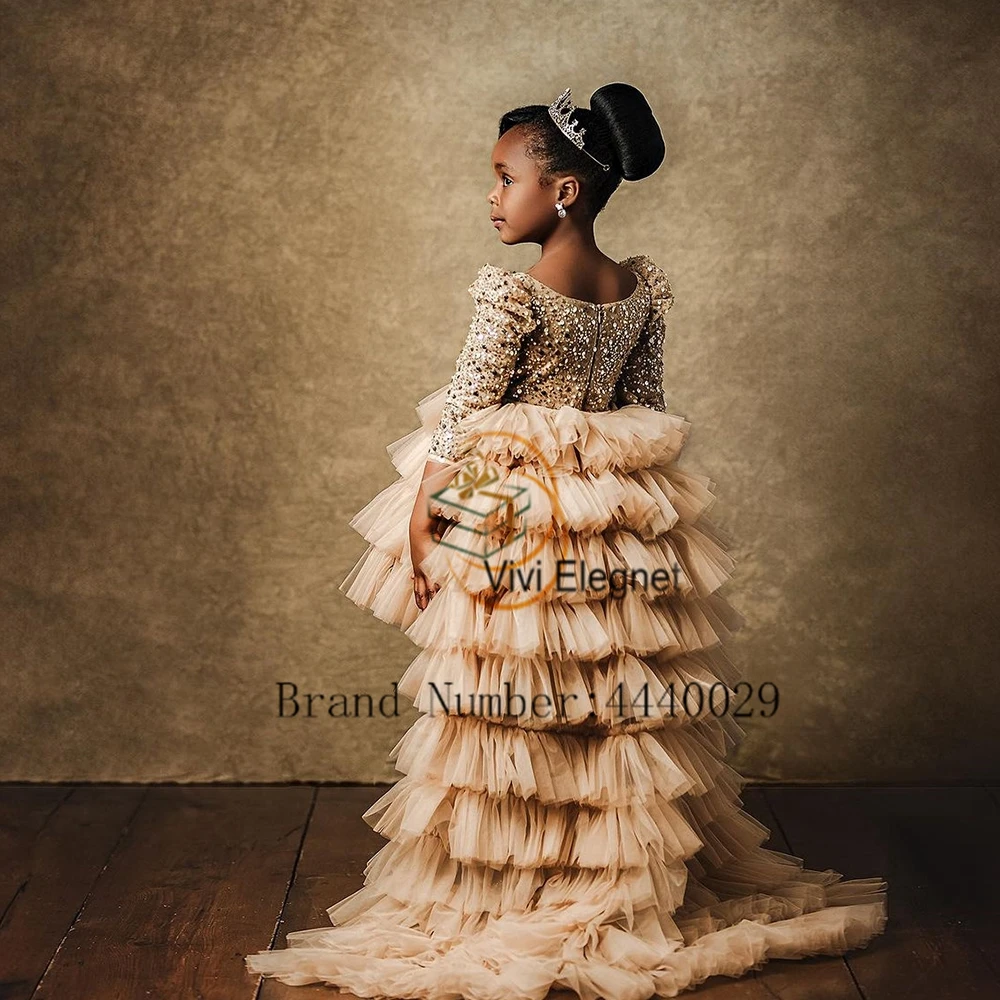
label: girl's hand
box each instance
[409,457,459,611]
[409,523,442,610]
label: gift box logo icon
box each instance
[430,454,531,560]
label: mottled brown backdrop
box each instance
[2,0,997,782]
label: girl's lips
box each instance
[492,219,505,228]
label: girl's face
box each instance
[486,126,579,244]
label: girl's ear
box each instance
[557,176,580,208]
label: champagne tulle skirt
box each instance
[244,386,888,999]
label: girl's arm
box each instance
[410,265,536,609]
[614,257,674,410]
[614,308,668,410]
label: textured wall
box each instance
[2,0,997,783]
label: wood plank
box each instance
[257,784,386,999]
[977,789,1000,978]
[30,785,313,1000]
[765,785,1000,999]
[0,786,73,915]
[0,785,144,1000]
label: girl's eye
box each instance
[502,175,512,186]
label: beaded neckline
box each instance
[517,257,645,308]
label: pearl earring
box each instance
[555,201,566,218]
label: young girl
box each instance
[245,82,888,999]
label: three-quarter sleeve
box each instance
[614,256,675,411]
[426,265,536,463]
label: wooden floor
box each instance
[0,784,997,999]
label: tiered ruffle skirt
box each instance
[245,386,888,999]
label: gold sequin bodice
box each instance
[427,254,675,464]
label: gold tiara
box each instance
[547,87,611,172]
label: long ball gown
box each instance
[244,254,888,999]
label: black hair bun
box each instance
[589,83,665,181]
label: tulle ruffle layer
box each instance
[348,458,723,550]
[340,541,742,649]
[416,520,736,604]
[389,711,745,807]
[392,383,693,479]
[350,384,722,545]
[396,645,746,730]
[404,581,744,661]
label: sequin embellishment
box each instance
[426,255,675,463]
